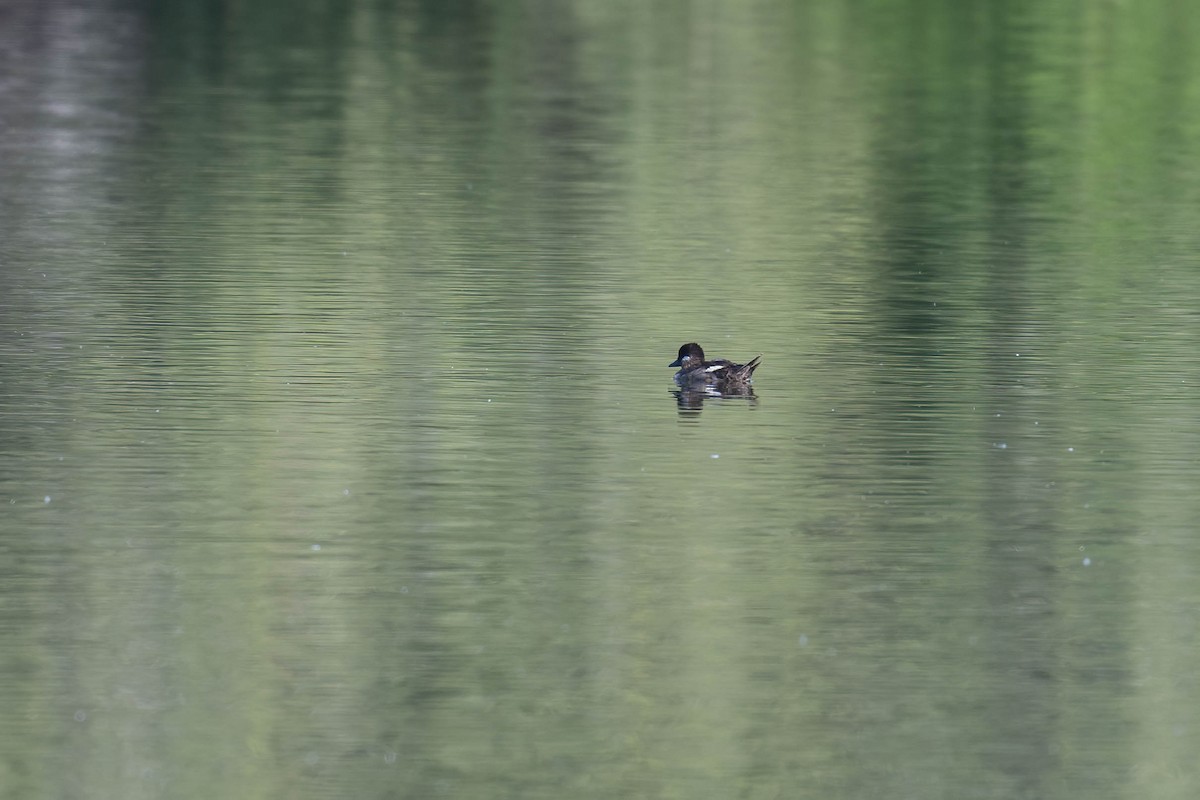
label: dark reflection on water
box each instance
[3,1,1200,798]
[670,386,759,418]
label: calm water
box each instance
[3,1,1200,798]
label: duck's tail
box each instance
[742,355,762,377]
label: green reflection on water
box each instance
[2,1,1200,799]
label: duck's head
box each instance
[669,342,705,368]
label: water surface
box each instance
[3,1,1200,798]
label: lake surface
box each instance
[3,1,1200,798]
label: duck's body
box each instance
[669,342,761,389]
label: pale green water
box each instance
[3,1,1200,798]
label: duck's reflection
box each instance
[671,384,759,416]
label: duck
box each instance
[669,342,761,389]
